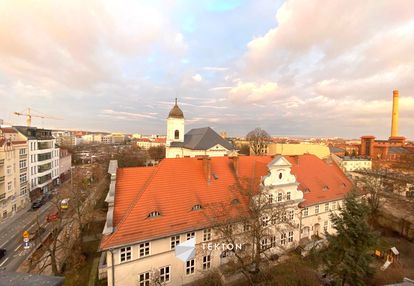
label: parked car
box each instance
[0,248,6,260]
[31,199,43,210]
[46,211,59,222]
[60,198,70,210]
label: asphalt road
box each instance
[0,202,53,271]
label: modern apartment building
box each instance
[99,154,351,286]
[15,127,60,200]
[0,127,30,221]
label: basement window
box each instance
[192,204,202,211]
[148,211,161,218]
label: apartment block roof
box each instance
[100,154,351,250]
[14,126,54,140]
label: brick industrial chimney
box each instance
[390,89,399,138]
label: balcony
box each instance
[38,142,52,150]
[38,163,52,174]
[0,176,4,184]
[38,153,52,162]
[38,174,52,185]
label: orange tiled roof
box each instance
[100,154,351,250]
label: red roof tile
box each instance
[100,154,351,250]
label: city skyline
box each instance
[1,0,414,139]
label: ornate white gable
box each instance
[262,155,304,202]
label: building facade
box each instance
[0,127,30,221]
[59,148,72,183]
[331,155,372,172]
[258,143,331,159]
[15,127,60,200]
[99,154,351,286]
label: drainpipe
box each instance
[299,209,302,241]
[110,249,115,286]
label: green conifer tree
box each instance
[323,192,377,286]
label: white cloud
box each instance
[192,73,202,82]
[228,81,278,103]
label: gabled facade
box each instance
[99,154,351,286]
[0,127,30,221]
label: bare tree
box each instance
[246,128,271,155]
[148,146,166,162]
[204,176,294,285]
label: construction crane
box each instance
[13,108,62,127]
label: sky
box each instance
[1,0,414,139]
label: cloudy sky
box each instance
[1,0,414,139]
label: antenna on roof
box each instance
[175,98,178,105]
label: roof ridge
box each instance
[102,163,162,248]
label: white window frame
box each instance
[280,233,286,245]
[170,235,180,250]
[286,191,291,200]
[315,204,319,214]
[203,229,211,242]
[138,271,150,286]
[119,246,132,263]
[288,231,294,243]
[202,255,211,270]
[303,207,308,217]
[159,265,171,283]
[277,192,282,202]
[288,210,294,221]
[186,232,195,240]
[139,242,150,258]
[185,259,195,275]
[325,203,329,212]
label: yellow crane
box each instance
[13,108,62,127]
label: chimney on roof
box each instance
[230,156,239,177]
[202,156,211,184]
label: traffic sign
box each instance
[23,231,29,238]
[23,241,30,249]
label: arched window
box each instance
[174,130,179,139]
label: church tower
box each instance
[166,98,184,146]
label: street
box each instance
[0,201,53,271]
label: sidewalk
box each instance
[0,206,31,236]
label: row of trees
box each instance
[28,164,107,275]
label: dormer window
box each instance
[323,186,329,192]
[148,211,161,218]
[278,172,283,179]
[231,198,240,205]
[192,204,202,211]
